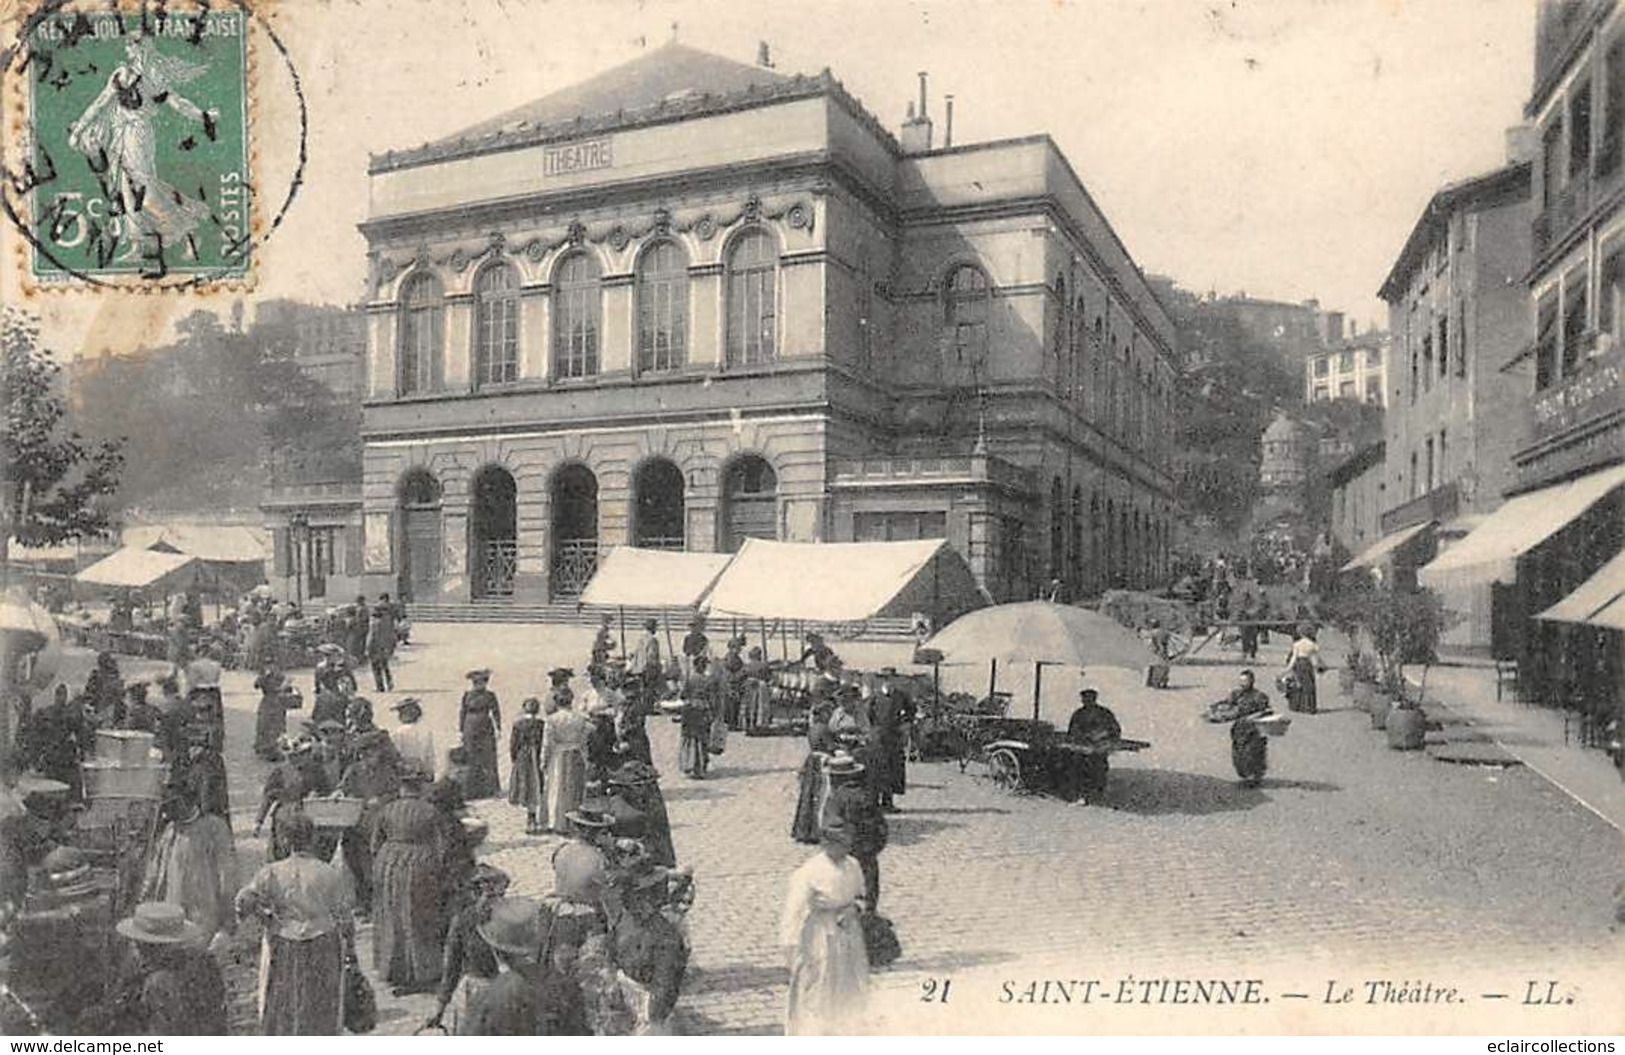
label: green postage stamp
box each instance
[17,5,250,285]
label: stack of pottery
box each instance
[83,730,166,800]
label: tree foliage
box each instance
[2,307,124,555]
[73,308,362,510]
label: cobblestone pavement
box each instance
[63,624,1622,1034]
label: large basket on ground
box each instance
[304,797,366,828]
[81,760,166,800]
[93,730,159,766]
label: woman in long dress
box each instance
[142,786,239,949]
[540,691,590,833]
[253,666,291,760]
[1283,624,1324,714]
[459,669,502,799]
[792,701,837,844]
[371,768,448,995]
[235,813,354,1036]
[508,698,546,834]
[779,819,869,1036]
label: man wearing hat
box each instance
[1065,688,1122,805]
[819,751,887,915]
[366,597,397,692]
[459,897,590,1035]
[390,697,437,780]
[610,865,689,1035]
[867,668,914,813]
[111,902,228,1035]
[628,619,662,696]
[680,614,709,679]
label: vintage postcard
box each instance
[0,0,1621,1040]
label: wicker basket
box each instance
[81,761,167,800]
[94,730,159,766]
[1251,713,1292,738]
[304,797,366,828]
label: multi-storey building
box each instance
[1328,441,1386,561]
[1305,329,1390,406]
[255,300,368,398]
[1376,158,1533,647]
[352,44,1178,605]
[1422,0,1624,715]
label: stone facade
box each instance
[357,45,1177,604]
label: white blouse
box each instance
[779,850,865,947]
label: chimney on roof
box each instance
[944,94,955,148]
[757,41,774,68]
[1505,122,1536,164]
[901,71,934,154]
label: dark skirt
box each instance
[791,752,826,843]
[1230,722,1268,782]
[255,695,287,758]
[508,744,544,814]
[372,841,445,986]
[462,714,501,799]
[1287,658,1318,714]
[260,930,343,1035]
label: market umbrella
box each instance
[925,601,1158,720]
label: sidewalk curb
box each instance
[1405,672,1621,833]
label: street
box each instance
[101,621,1620,1035]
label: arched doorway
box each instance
[721,455,777,552]
[398,469,442,603]
[550,464,598,599]
[470,466,517,599]
[632,459,686,550]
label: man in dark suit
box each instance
[866,668,914,812]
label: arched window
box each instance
[473,264,519,387]
[725,230,777,366]
[944,264,991,367]
[1052,275,1067,390]
[553,252,601,379]
[1069,486,1084,593]
[1072,296,1087,404]
[637,241,688,373]
[397,272,443,396]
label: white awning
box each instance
[1419,462,1625,589]
[1537,551,1625,626]
[1341,521,1433,571]
[701,538,989,623]
[578,547,733,608]
[76,547,197,589]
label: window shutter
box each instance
[345,524,363,576]
[271,528,289,577]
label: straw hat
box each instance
[476,897,543,958]
[116,902,204,946]
[185,659,222,689]
[825,751,865,777]
[548,667,574,683]
[389,697,423,715]
[565,806,614,831]
[465,668,492,682]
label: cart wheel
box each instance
[987,748,1021,791]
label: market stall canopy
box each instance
[1340,521,1433,571]
[0,587,63,690]
[926,601,1158,672]
[126,523,268,564]
[700,538,988,623]
[76,547,198,590]
[579,547,733,608]
[1419,462,1625,589]
[1536,551,1625,628]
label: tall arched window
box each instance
[397,272,444,397]
[553,252,601,379]
[1049,477,1065,584]
[637,241,688,373]
[473,264,519,387]
[945,264,991,367]
[1069,486,1084,593]
[1052,275,1067,390]
[725,230,777,366]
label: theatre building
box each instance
[357,44,1177,605]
